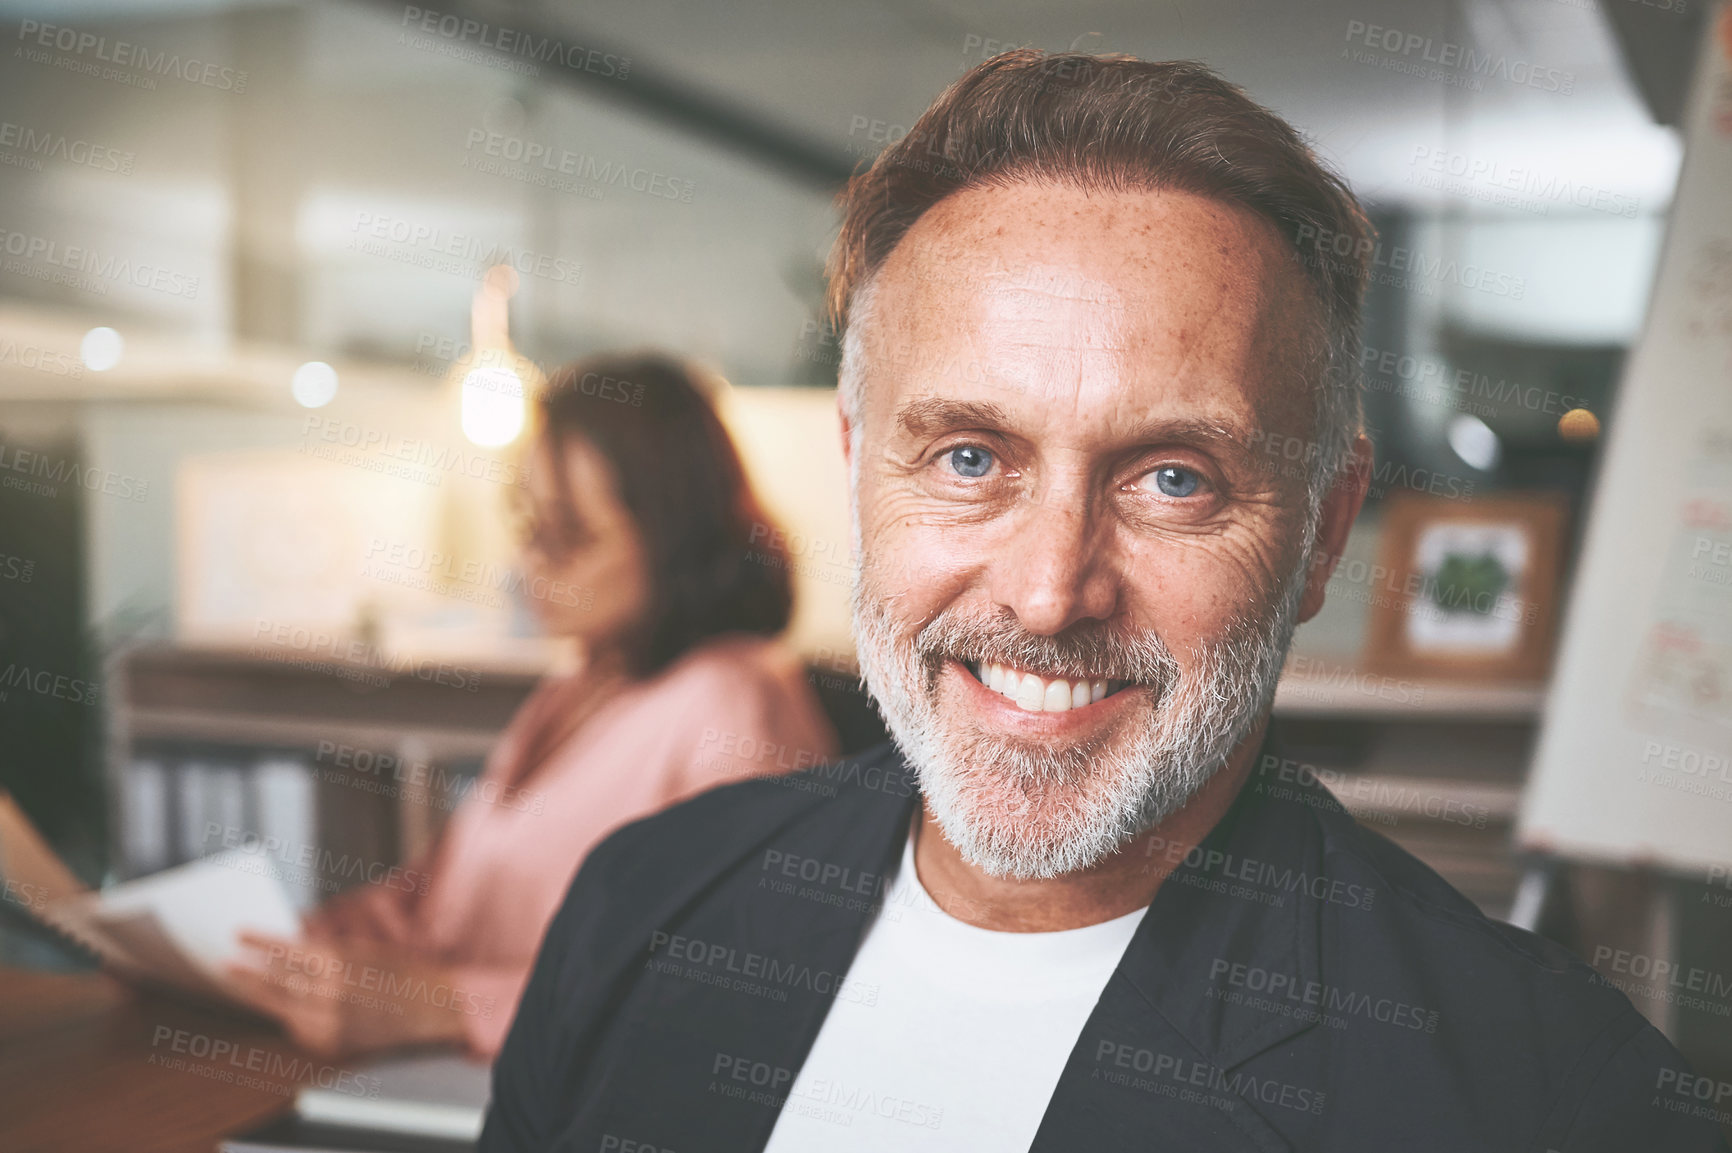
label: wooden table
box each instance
[0,967,303,1153]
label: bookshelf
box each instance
[1273,675,1545,719]
[106,645,541,893]
[1265,672,1544,920]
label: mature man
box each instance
[482,53,1726,1152]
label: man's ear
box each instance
[1297,433,1373,623]
[838,392,857,530]
[838,392,854,469]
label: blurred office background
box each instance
[0,0,1725,1078]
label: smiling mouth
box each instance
[964,659,1131,714]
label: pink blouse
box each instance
[343,634,838,1055]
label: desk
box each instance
[0,967,301,1153]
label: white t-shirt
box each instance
[761,827,1146,1153]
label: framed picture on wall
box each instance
[1365,492,1570,682]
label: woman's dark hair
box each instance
[533,353,794,676]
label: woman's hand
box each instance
[301,880,414,942]
[224,931,471,1059]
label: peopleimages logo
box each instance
[16,20,249,92]
[1342,19,1575,94]
[1092,1038,1326,1115]
[301,415,529,488]
[1407,146,1640,219]
[0,551,34,583]
[0,338,82,378]
[250,618,483,693]
[0,440,151,502]
[205,824,431,896]
[346,212,580,286]
[1255,753,1491,831]
[1140,832,1378,910]
[149,1027,380,1096]
[398,6,630,79]
[462,129,695,203]
[1591,946,1732,1014]
[1209,959,1441,1033]
[0,663,99,705]
[1294,223,1526,300]
[314,739,547,816]
[1360,345,1587,419]
[0,228,200,299]
[0,120,135,175]
[646,930,880,1006]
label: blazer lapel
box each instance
[1033,770,1330,1153]
[563,761,921,1153]
[1032,974,1296,1153]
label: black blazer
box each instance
[482,742,1728,1152]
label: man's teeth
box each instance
[972,661,1119,713]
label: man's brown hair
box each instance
[827,50,1375,494]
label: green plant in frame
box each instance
[1429,551,1511,616]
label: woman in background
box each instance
[231,353,839,1057]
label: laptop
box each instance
[221,1050,491,1153]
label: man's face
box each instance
[845,181,1335,879]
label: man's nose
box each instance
[989,489,1118,635]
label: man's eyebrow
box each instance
[893,397,1013,439]
[891,399,1266,457]
[1131,417,1259,453]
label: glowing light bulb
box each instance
[1558,408,1600,442]
[291,361,339,408]
[80,327,123,371]
[461,365,525,446]
[1447,413,1501,471]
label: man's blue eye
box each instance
[1152,466,1199,497]
[949,446,992,478]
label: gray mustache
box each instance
[913,609,1180,687]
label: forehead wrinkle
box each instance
[1122,265,1305,427]
[972,290,1131,411]
[978,283,1129,361]
[871,183,1318,431]
[1135,289,1231,409]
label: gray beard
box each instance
[849,552,1308,881]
